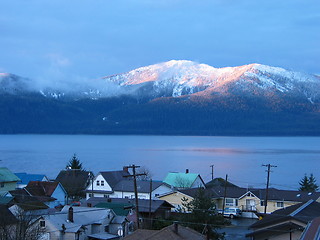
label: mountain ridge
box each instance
[0,60,319,135]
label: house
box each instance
[210,186,320,214]
[163,170,205,189]
[0,167,20,194]
[123,222,206,240]
[55,169,92,201]
[85,169,172,200]
[251,188,320,214]
[246,200,320,240]
[24,181,67,208]
[85,168,130,199]
[41,206,123,240]
[158,188,214,212]
[14,172,49,189]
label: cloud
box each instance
[46,53,71,67]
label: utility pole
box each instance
[149,179,152,228]
[222,174,228,215]
[262,164,277,214]
[210,165,214,180]
[124,164,146,229]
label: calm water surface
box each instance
[0,135,319,190]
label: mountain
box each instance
[1,60,320,135]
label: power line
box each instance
[262,164,277,214]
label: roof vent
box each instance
[308,192,312,195]
[296,194,301,197]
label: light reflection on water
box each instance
[0,135,319,190]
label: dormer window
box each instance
[96,181,100,186]
[40,220,46,228]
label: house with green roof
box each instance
[163,170,205,189]
[0,167,20,194]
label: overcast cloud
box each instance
[0,0,319,85]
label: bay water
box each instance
[0,135,319,190]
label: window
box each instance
[101,180,104,186]
[225,198,237,206]
[104,194,109,198]
[96,180,100,186]
[40,220,46,228]
[104,225,109,232]
[260,200,265,206]
[276,201,284,208]
[89,193,94,197]
[0,182,4,188]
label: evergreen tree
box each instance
[299,173,319,192]
[66,154,84,170]
[181,188,228,239]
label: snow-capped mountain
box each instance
[103,60,320,103]
[1,60,319,103]
[1,60,320,135]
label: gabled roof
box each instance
[124,223,206,240]
[113,180,169,193]
[206,178,239,188]
[15,172,47,185]
[56,170,92,196]
[209,186,249,199]
[163,172,203,188]
[250,188,320,202]
[13,201,49,211]
[0,167,20,183]
[250,200,320,229]
[45,206,114,234]
[10,188,55,203]
[25,181,62,197]
[100,170,130,188]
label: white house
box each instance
[85,169,172,200]
[41,206,125,240]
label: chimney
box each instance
[68,207,74,222]
[173,221,178,234]
[123,166,129,173]
[186,169,189,174]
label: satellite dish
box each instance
[117,229,123,236]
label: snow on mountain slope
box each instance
[103,60,320,102]
[1,60,319,103]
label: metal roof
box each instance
[163,172,199,188]
[0,167,20,183]
[15,172,47,185]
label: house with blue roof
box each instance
[14,172,49,188]
[163,169,205,189]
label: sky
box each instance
[0,0,319,85]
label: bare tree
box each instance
[1,206,45,240]
[136,166,153,180]
[174,176,192,189]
